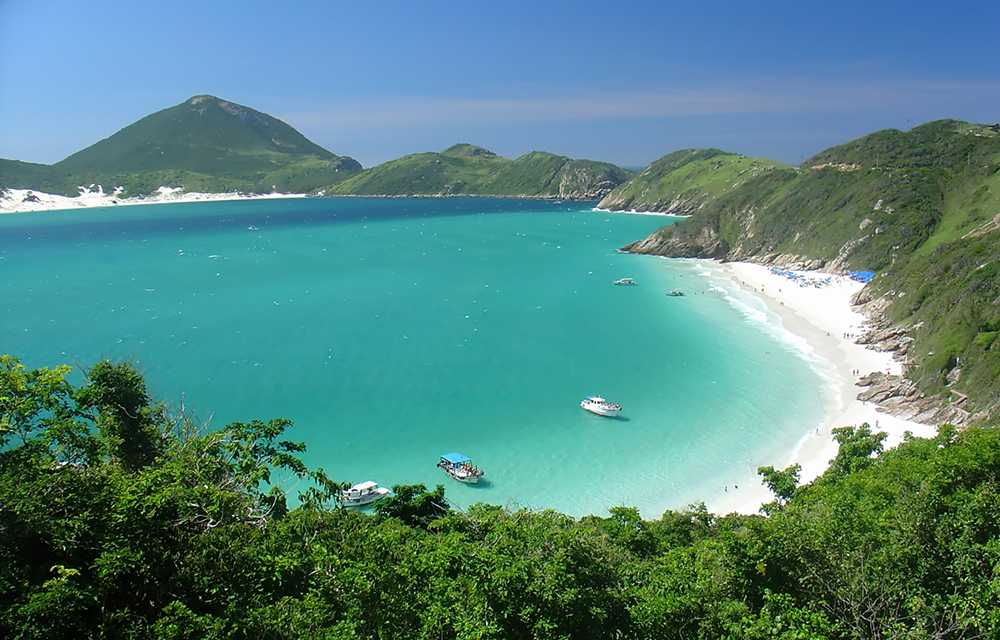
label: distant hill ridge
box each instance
[0,96,632,200]
[319,142,633,200]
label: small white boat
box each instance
[337,480,391,507]
[581,396,622,417]
[438,452,484,484]
[614,278,636,285]
[666,289,685,296]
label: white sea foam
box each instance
[706,268,840,392]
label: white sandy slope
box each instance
[704,262,938,516]
[0,186,304,214]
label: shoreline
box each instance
[0,188,616,216]
[704,261,937,516]
[0,187,305,215]
[596,207,689,217]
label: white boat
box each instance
[666,289,685,296]
[614,278,636,285]
[438,452,484,484]
[581,396,622,417]
[337,480,391,506]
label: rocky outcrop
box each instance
[598,191,714,215]
[621,220,877,273]
[621,226,729,259]
[556,167,624,200]
[855,372,983,427]
[850,286,981,428]
[725,251,830,271]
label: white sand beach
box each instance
[706,261,938,516]
[0,186,304,215]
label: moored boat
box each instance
[666,289,685,296]
[581,396,622,417]
[337,480,391,506]
[614,278,636,285]
[438,452,484,484]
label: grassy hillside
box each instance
[870,215,1000,408]
[321,143,632,199]
[598,148,793,213]
[612,120,1000,421]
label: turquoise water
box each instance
[0,198,833,517]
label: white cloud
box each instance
[285,78,1000,129]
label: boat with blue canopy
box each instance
[438,452,484,483]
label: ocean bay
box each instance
[0,197,832,517]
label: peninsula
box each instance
[604,120,1000,433]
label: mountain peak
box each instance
[442,143,498,158]
[188,94,220,104]
[55,96,361,174]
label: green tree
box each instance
[0,354,75,449]
[374,483,450,528]
[758,463,801,513]
[73,359,165,472]
[822,424,887,482]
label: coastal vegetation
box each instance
[2,354,998,638]
[610,120,1000,426]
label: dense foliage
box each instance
[3,355,998,638]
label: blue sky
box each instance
[1,0,997,169]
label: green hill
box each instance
[609,120,1000,422]
[1,95,362,197]
[0,159,72,195]
[597,148,793,214]
[320,143,632,199]
[55,95,358,175]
